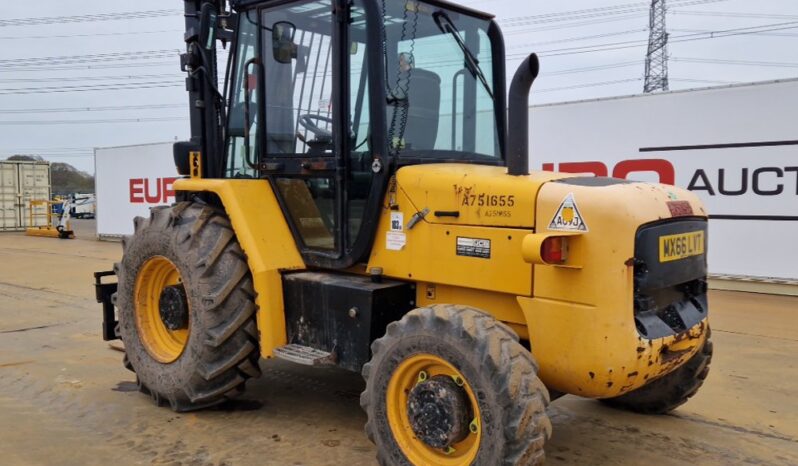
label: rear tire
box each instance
[116,202,261,412]
[600,332,713,414]
[361,305,551,466]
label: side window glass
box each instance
[474,29,499,157]
[276,177,336,250]
[264,1,338,252]
[347,1,371,247]
[381,2,499,160]
[263,1,335,157]
[225,11,259,178]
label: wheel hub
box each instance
[406,375,471,449]
[158,284,188,331]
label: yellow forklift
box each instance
[95,1,711,464]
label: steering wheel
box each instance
[298,114,333,143]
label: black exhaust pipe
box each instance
[507,53,540,176]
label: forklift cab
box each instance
[222,0,507,268]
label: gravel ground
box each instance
[0,231,796,466]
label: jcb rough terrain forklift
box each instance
[94,0,712,464]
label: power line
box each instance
[501,2,651,25]
[1,147,97,158]
[543,60,643,76]
[4,154,96,158]
[5,150,94,154]
[650,22,798,44]
[537,78,643,93]
[0,61,177,73]
[671,78,738,85]
[0,73,180,84]
[503,14,647,35]
[0,49,180,67]
[500,0,715,24]
[672,57,798,68]
[503,8,646,27]
[0,9,181,28]
[671,10,798,20]
[500,0,726,28]
[0,117,186,126]
[507,28,648,49]
[2,146,95,151]
[671,27,798,37]
[0,29,182,41]
[0,81,182,96]
[506,21,798,58]
[499,0,727,35]
[0,104,185,114]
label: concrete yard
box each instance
[0,220,796,466]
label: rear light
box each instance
[541,236,568,264]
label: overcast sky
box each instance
[1,0,796,173]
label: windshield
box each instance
[376,1,500,160]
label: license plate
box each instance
[658,231,705,263]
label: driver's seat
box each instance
[397,68,441,150]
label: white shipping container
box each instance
[0,161,51,231]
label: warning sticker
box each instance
[386,231,406,251]
[548,193,588,232]
[390,211,404,231]
[456,237,491,259]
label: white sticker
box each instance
[456,237,491,259]
[548,193,588,232]
[390,211,404,231]
[386,231,406,250]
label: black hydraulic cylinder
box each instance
[507,53,540,176]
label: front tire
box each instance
[116,202,261,412]
[361,305,551,466]
[600,331,713,414]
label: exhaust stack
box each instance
[507,53,540,176]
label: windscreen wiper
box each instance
[433,11,494,100]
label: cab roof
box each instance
[229,0,494,20]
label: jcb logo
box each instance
[542,159,675,185]
[129,177,179,204]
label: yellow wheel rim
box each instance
[386,354,482,465]
[134,256,188,363]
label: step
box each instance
[272,344,336,366]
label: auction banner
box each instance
[95,142,178,238]
[532,79,798,280]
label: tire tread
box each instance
[361,305,551,466]
[117,202,261,412]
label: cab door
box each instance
[224,0,387,269]
[256,0,342,260]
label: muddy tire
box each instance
[115,202,261,412]
[361,305,551,466]
[600,332,713,414]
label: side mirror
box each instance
[272,21,297,64]
[198,3,218,50]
